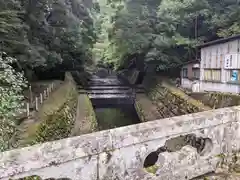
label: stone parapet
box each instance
[0,106,240,180]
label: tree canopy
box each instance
[0,0,96,151]
[0,0,96,78]
[93,0,240,70]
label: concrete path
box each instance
[135,93,163,122]
[71,94,95,136]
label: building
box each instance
[180,60,200,90]
[198,34,240,93]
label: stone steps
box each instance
[78,90,132,95]
[88,94,134,99]
[78,86,130,90]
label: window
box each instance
[204,69,221,82]
[228,70,240,83]
[238,40,240,52]
[192,68,200,79]
[182,68,188,78]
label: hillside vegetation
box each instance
[93,0,240,70]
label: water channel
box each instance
[87,70,142,130]
[94,105,140,130]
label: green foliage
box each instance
[93,0,240,70]
[0,52,27,151]
[0,0,96,74]
[0,0,97,150]
[35,97,77,143]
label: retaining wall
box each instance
[190,92,240,109]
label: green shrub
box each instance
[34,98,77,143]
[0,53,27,151]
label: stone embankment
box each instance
[190,92,240,109]
[134,74,211,121]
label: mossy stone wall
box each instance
[35,94,77,143]
[71,92,98,136]
[141,75,210,118]
[190,92,240,109]
[134,100,146,122]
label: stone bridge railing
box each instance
[1,106,240,180]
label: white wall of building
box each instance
[181,78,200,92]
[200,81,240,94]
[200,38,240,93]
[181,78,193,89]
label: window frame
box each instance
[229,69,240,83]
[203,69,221,82]
[192,68,200,80]
[182,68,188,78]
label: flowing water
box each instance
[88,72,141,130]
[94,105,140,130]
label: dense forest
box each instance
[0,0,96,151]
[0,0,240,151]
[93,0,240,70]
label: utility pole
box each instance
[195,15,198,60]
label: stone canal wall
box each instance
[190,92,240,109]
[1,106,240,180]
[140,75,211,119]
[71,92,98,136]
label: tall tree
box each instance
[94,0,240,71]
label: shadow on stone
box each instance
[143,134,213,168]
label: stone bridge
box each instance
[0,105,240,180]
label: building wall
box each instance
[181,63,200,90]
[200,38,240,93]
[200,81,240,94]
[187,64,193,79]
[181,78,193,89]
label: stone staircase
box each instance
[77,75,144,106]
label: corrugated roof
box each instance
[198,34,240,48]
[182,59,200,65]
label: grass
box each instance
[145,165,159,174]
